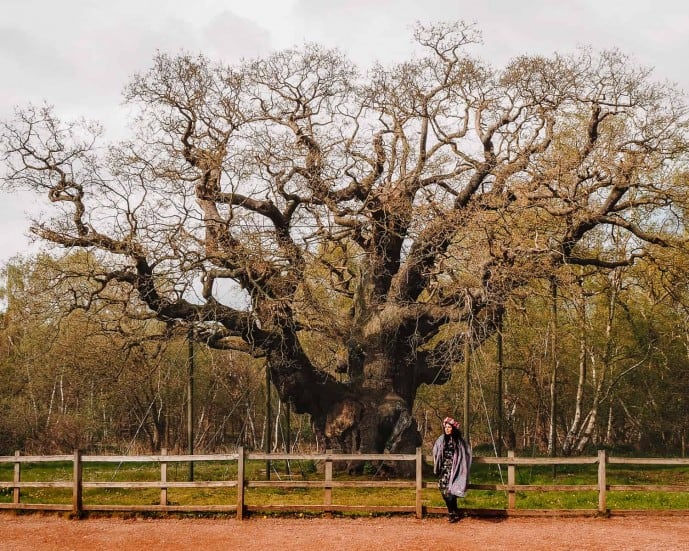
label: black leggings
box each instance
[443,494,458,513]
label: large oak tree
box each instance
[3,22,688,456]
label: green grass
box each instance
[2,458,689,512]
[467,462,689,510]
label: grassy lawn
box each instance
[1,457,689,512]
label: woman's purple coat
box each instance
[432,434,472,498]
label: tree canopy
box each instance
[3,22,689,456]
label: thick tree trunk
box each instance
[313,384,420,452]
[269,350,423,475]
[318,387,420,475]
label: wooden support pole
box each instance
[598,449,607,514]
[13,450,20,504]
[72,449,83,517]
[324,449,333,510]
[237,446,245,520]
[160,448,168,506]
[507,450,516,510]
[415,447,423,519]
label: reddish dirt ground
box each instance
[2,513,689,551]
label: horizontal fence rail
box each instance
[1,449,689,518]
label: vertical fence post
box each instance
[72,449,83,517]
[13,450,20,504]
[507,450,516,511]
[324,449,333,511]
[160,448,168,507]
[415,447,423,519]
[236,446,245,520]
[598,449,607,514]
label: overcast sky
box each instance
[1,0,688,266]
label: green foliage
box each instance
[5,242,689,459]
[0,253,300,456]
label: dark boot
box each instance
[444,495,459,523]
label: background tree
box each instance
[2,22,688,459]
[0,254,275,455]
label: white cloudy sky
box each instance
[1,0,688,266]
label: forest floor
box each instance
[2,512,689,550]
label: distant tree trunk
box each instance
[576,272,619,453]
[563,277,588,455]
[548,278,559,457]
[463,335,471,441]
[496,311,504,457]
[605,405,614,445]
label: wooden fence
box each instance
[1,449,689,518]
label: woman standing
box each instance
[432,416,472,523]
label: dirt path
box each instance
[2,513,689,550]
